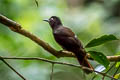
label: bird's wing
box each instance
[53,26,83,49]
[54,26,75,37]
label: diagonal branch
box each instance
[0,57,26,80]
[0,14,74,58]
[102,62,117,80]
[0,14,120,62]
[111,63,120,80]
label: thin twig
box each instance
[91,75,97,80]
[0,14,120,62]
[34,0,39,7]
[0,58,26,80]
[93,70,117,80]
[111,63,120,80]
[0,14,119,80]
[102,62,117,80]
[0,56,117,80]
[50,63,54,80]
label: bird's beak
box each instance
[43,19,49,22]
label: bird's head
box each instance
[43,16,62,29]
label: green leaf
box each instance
[114,73,120,79]
[85,35,118,48]
[116,62,120,68]
[89,51,110,68]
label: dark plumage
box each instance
[44,16,93,74]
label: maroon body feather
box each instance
[44,16,93,73]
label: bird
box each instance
[43,16,93,74]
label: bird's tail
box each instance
[74,49,93,74]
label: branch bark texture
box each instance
[0,14,74,58]
[0,56,117,80]
[0,14,120,62]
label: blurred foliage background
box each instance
[0,0,120,80]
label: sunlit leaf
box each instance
[116,62,120,68]
[114,73,120,79]
[85,35,118,48]
[89,51,110,68]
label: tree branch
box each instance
[50,63,54,80]
[0,14,120,62]
[102,62,116,80]
[0,57,26,80]
[0,14,74,58]
[0,56,117,80]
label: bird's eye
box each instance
[50,18,54,21]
